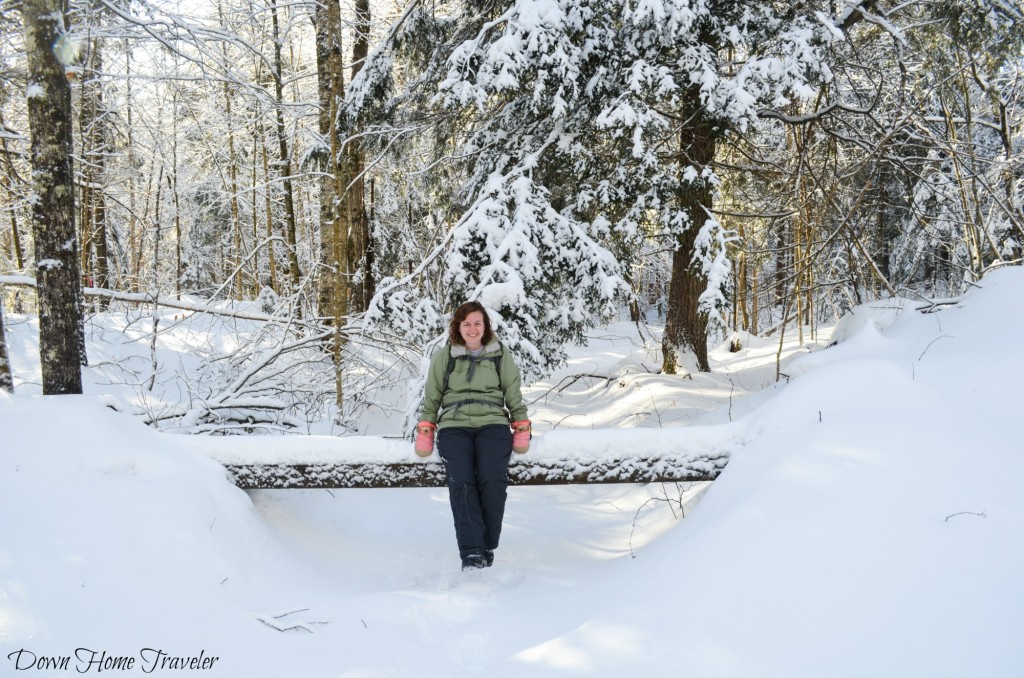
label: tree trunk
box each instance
[250,134,261,290]
[349,0,371,313]
[261,130,278,293]
[314,0,345,321]
[270,0,302,296]
[224,83,245,301]
[312,0,355,410]
[79,33,109,307]
[663,222,710,373]
[0,111,27,271]
[170,107,182,299]
[125,49,140,293]
[662,98,715,374]
[152,165,164,292]
[0,299,13,392]
[366,176,376,306]
[0,174,25,272]
[23,0,85,394]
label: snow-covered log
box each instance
[222,453,728,489]
[190,427,739,489]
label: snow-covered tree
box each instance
[353,0,843,375]
[889,0,1024,291]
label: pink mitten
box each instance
[414,421,436,457]
[511,420,532,454]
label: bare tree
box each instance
[77,12,110,305]
[268,0,302,297]
[0,110,27,273]
[22,0,85,394]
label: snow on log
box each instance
[184,427,741,489]
[223,454,728,489]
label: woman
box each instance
[414,301,531,570]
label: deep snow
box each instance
[1,268,1022,677]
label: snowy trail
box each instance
[240,482,709,677]
[3,271,1024,677]
[248,482,707,593]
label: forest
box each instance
[1,0,1022,433]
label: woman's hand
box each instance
[512,420,532,454]
[414,421,437,457]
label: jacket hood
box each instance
[450,340,501,357]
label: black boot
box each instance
[484,549,494,567]
[461,550,487,571]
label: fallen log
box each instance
[191,426,739,489]
[223,453,729,489]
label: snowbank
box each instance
[1,268,1022,677]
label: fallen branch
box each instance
[0,275,319,327]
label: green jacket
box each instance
[418,340,528,430]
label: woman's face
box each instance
[459,310,485,350]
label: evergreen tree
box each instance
[353,0,839,374]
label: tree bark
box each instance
[0,299,13,392]
[79,32,109,306]
[23,0,85,394]
[314,0,346,321]
[662,93,715,374]
[170,107,182,299]
[349,0,371,313]
[270,0,303,296]
[312,0,359,410]
[260,127,278,293]
[222,84,239,300]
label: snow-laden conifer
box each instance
[353,0,840,380]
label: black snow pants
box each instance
[437,424,513,560]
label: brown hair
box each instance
[448,301,495,346]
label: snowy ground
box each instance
[1,269,1023,677]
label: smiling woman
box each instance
[416,301,532,571]
[458,307,486,351]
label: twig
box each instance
[627,483,691,558]
[919,335,953,361]
[551,412,584,429]
[526,372,612,406]
[256,608,330,633]
[945,510,986,522]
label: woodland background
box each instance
[1,0,1021,433]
